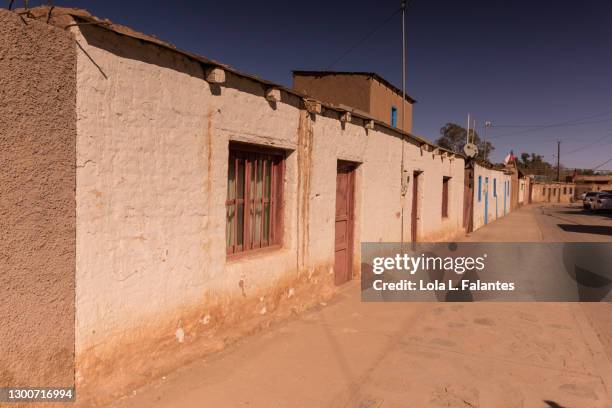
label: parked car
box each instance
[593,193,612,211]
[583,192,600,210]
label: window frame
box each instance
[391,106,398,128]
[226,143,285,257]
[442,176,451,218]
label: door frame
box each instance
[484,177,489,225]
[334,160,357,285]
[411,171,422,242]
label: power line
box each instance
[563,133,612,154]
[326,7,401,70]
[487,118,612,140]
[485,108,612,140]
[593,156,612,171]
[488,108,612,129]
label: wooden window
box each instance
[391,106,398,127]
[226,144,284,255]
[442,176,451,218]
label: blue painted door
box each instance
[484,177,489,225]
[503,181,507,215]
[494,179,498,219]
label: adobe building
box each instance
[530,182,576,203]
[293,71,415,133]
[518,175,532,205]
[1,7,477,406]
[471,163,513,231]
[571,174,612,198]
[504,162,531,210]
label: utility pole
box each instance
[466,113,471,145]
[401,0,406,135]
[557,140,561,181]
[483,121,492,161]
[400,0,406,247]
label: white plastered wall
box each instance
[72,23,468,393]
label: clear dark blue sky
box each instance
[31,0,612,169]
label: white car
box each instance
[593,193,612,211]
[583,192,600,210]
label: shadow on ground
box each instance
[558,224,612,236]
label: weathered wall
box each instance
[509,169,520,210]
[72,24,331,406]
[472,164,512,231]
[0,10,76,387]
[574,179,612,198]
[518,178,526,204]
[69,21,465,406]
[369,77,413,133]
[293,73,371,114]
[530,183,575,203]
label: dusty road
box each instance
[108,204,612,408]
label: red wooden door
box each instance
[334,162,355,285]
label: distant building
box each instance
[571,175,612,197]
[530,182,576,203]
[292,71,415,133]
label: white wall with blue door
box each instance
[472,163,512,231]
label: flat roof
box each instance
[293,71,417,104]
[17,7,458,158]
[574,175,612,181]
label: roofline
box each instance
[19,7,457,159]
[292,70,417,103]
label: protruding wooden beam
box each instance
[205,67,225,84]
[340,111,352,123]
[365,119,375,130]
[304,99,322,114]
[265,88,281,102]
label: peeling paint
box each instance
[175,328,185,343]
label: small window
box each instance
[493,179,497,197]
[543,187,547,194]
[442,177,451,218]
[391,106,398,127]
[563,187,567,195]
[226,144,284,255]
[478,176,482,202]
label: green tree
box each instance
[517,152,555,179]
[435,123,494,161]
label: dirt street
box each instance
[108,204,612,408]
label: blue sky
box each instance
[32,0,612,169]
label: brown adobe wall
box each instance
[0,9,76,389]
